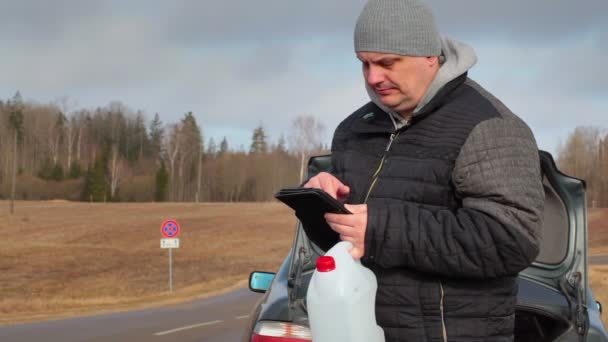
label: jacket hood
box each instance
[366,36,478,129]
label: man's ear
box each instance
[426,56,440,67]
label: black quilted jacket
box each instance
[328,74,544,342]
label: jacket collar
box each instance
[351,73,468,134]
[351,102,395,134]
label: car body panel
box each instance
[523,152,587,290]
[244,151,608,342]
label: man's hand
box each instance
[325,204,368,259]
[303,172,350,202]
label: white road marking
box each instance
[154,320,223,336]
[235,315,249,320]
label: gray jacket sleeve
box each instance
[364,116,544,279]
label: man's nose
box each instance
[365,65,384,85]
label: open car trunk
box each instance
[515,309,571,342]
[288,151,589,341]
[514,151,589,341]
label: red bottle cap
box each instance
[316,256,336,272]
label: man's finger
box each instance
[344,204,366,214]
[325,212,357,225]
[327,222,353,235]
[337,184,350,195]
[303,178,320,189]
[350,247,364,259]
[339,234,354,243]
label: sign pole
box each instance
[160,219,181,293]
[169,248,173,292]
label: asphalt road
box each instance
[2,255,607,342]
[0,288,262,342]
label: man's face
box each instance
[357,52,439,117]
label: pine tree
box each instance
[275,134,287,154]
[50,163,65,181]
[134,111,148,161]
[179,111,203,201]
[82,156,106,202]
[155,161,169,202]
[38,159,54,180]
[68,162,82,179]
[250,125,268,154]
[149,113,164,161]
[219,137,229,156]
[181,112,202,146]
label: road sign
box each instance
[161,220,180,238]
[160,220,181,292]
[161,238,180,249]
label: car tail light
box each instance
[250,321,312,342]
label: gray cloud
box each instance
[0,0,367,45]
[3,0,606,47]
[0,0,606,153]
[0,1,106,42]
[157,0,366,45]
[237,42,296,82]
[2,15,174,89]
[429,0,607,44]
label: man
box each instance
[304,0,544,341]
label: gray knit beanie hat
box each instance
[354,0,442,56]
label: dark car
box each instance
[243,151,608,342]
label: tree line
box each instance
[0,92,326,207]
[1,92,606,208]
[556,126,608,208]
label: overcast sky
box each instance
[1,0,606,154]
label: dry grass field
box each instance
[0,201,296,324]
[0,202,606,327]
[589,208,608,255]
[588,208,608,328]
[590,265,608,328]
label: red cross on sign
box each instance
[161,220,181,238]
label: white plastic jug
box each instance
[306,241,385,342]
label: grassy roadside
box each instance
[0,201,296,325]
[588,209,608,328]
[589,208,608,256]
[589,266,608,328]
[1,202,607,327]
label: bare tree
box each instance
[195,142,203,202]
[73,110,88,165]
[0,101,9,186]
[47,113,65,165]
[57,96,77,171]
[7,92,24,213]
[109,143,122,199]
[288,115,326,182]
[598,135,608,207]
[557,126,605,207]
[163,124,181,201]
[64,116,80,172]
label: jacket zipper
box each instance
[440,282,448,342]
[361,125,449,342]
[363,130,401,204]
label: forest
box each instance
[1,92,606,207]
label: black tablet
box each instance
[274,187,351,251]
[274,187,352,215]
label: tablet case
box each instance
[274,187,351,251]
